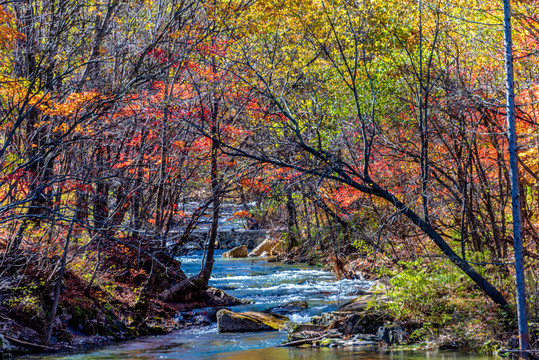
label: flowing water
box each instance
[18,250,497,360]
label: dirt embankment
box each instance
[0,245,243,357]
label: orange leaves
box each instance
[520,147,538,186]
[232,210,252,218]
[240,178,270,194]
[271,167,301,182]
[0,75,49,114]
[0,6,24,52]
[45,91,100,117]
[190,137,212,153]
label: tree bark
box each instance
[502,0,530,351]
[199,126,220,288]
[285,186,298,251]
[43,222,74,345]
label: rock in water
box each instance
[222,245,248,258]
[248,238,279,257]
[216,309,289,332]
[205,287,251,306]
[268,301,308,315]
[192,314,211,326]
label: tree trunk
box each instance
[285,186,298,251]
[199,128,220,288]
[502,0,530,351]
[369,183,508,307]
[43,222,74,345]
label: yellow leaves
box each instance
[0,74,50,113]
[44,91,100,117]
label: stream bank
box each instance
[13,249,371,359]
[12,250,510,359]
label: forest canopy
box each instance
[1,0,539,353]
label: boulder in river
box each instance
[248,238,279,257]
[311,312,339,327]
[222,245,248,258]
[217,309,289,332]
[205,287,251,306]
[268,300,308,315]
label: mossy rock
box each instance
[217,309,289,332]
[320,338,335,346]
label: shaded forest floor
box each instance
[0,240,242,357]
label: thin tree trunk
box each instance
[199,127,220,288]
[43,222,74,345]
[285,186,298,250]
[502,0,530,352]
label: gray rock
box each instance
[353,333,381,342]
[311,312,338,326]
[192,314,211,326]
[344,340,378,347]
[377,325,407,344]
[339,292,390,312]
[268,301,308,315]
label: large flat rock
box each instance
[216,309,289,332]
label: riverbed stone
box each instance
[216,309,289,332]
[377,324,407,344]
[284,321,325,333]
[248,238,279,257]
[192,314,211,326]
[311,312,338,327]
[205,287,250,306]
[222,245,248,258]
[343,340,378,348]
[268,301,308,315]
[353,333,381,341]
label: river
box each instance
[18,250,497,360]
